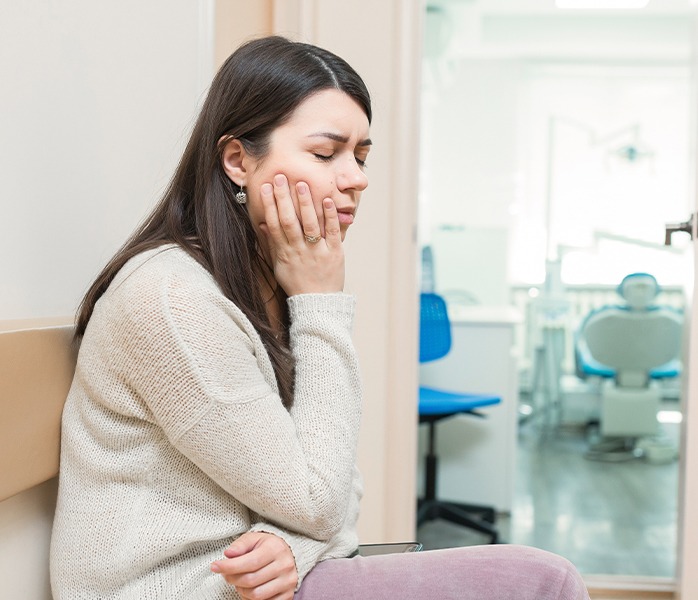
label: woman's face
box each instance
[225,89,371,256]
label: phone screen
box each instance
[357,542,423,557]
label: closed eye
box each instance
[314,152,368,168]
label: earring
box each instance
[235,187,247,204]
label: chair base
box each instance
[585,433,678,464]
[584,436,643,462]
[417,498,499,544]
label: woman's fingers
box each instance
[258,175,345,295]
[212,532,297,600]
[296,181,323,241]
[235,568,296,600]
[261,182,284,250]
[273,174,304,244]
[322,198,341,250]
[264,176,325,248]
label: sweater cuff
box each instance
[287,293,355,330]
[248,522,331,590]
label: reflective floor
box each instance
[417,412,680,578]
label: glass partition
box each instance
[418,0,696,581]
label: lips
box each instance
[336,208,355,226]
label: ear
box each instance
[220,137,253,187]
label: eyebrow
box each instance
[308,132,373,147]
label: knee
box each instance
[513,546,588,600]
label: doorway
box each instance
[417,0,696,582]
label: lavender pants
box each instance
[295,545,589,600]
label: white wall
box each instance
[0,480,58,599]
[422,59,522,305]
[518,63,692,286]
[0,0,211,320]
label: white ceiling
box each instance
[429,0,698,15]
[425,0,698,60]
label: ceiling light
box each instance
[556,0,650,8]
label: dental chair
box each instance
[575,273,683,461]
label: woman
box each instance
[50,36,589,600]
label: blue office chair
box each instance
[417,292,501,543]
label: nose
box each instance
[336,158,368,192]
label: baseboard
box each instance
[586,575,675,599]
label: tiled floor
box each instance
[417,412,680,579]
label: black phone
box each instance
[357,542,423,557]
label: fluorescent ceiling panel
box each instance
[556,0,650,8]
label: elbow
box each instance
[289,493,348,541]
[306,512,345,541]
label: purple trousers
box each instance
[295,545,589,600]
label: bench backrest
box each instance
[0,323,77,502]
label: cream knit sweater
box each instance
[50,246,363,599]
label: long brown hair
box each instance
[75,36,372,408]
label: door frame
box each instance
[675,11,698,599]
[677,186,698,600]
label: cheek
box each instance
[296,176,334,212]
[315,180,335,202]
[257,158,336,214]
[311,183,333,215]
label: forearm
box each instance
[163,302,360,537]
[247,467,363,587]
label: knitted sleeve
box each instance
[248,464,363,588]
[110,266,362,542]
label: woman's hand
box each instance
[211,531,298,600]
[260,174,344,296]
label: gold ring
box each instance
[304,234,321,244]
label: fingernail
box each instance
[261,183,272,195]
[297,182,308,194]
[210,562,221,573]
[274,174,285,186]
[323,198,333,208]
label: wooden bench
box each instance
[0,321,77,503]
[0,320,76,599]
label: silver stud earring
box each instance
[235,187,247,204]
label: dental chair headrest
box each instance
[617,272,659,310]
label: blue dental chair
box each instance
[575,273,683,459]
[417,292,501,543]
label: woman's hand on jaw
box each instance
[211,531,298,600]
[260,174,345,297]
